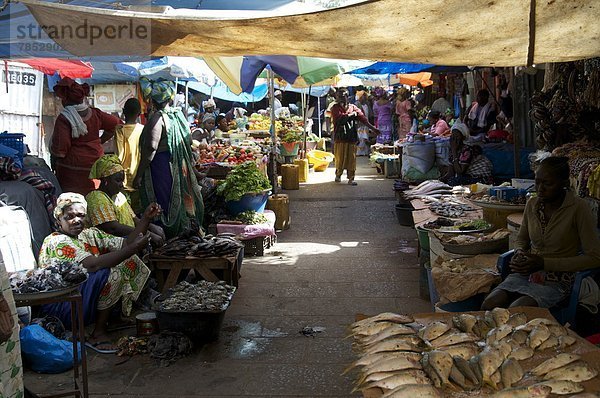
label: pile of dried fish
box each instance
[157,280,236,312]
[404,180,453,200]
[9,261,87,294]
[345,308,597,397]
[154,234,243,258]
[438,229,511,245]
[429,202,475,218]
[422,217,457,230]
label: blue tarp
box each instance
[348,62,472,75]
[187,80,268,103]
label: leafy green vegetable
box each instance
[457,219,491,231]
[280,131,303,143]
[236,210,269,225]
[217,162,271,202]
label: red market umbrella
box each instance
[16,58,94,78]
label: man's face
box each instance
[336,91,349,106]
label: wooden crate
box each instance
[243,235,276,257]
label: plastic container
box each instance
[307,150,334,172]
[395,203,414,227]
[0,133,26,167]
[281,164,299,190]
[266,194,290,230]
[279,142,300,157]
[416,226,431,251]
[294,158,309,183]
[226,190,270,216]
[136,312,159,336]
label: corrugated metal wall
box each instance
[0,62,44,156]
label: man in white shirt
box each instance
[431,90,452,115]
[273,90,283,111]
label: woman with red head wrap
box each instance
[50,77,122,195]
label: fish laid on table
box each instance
[508,346,534,361]
[453,355,480,386]
[516,317,558,333]
[531,353,581,376]
[351,321,409,338]
[490,384,552,398]
[343,351,422,374]
[364,336,425,355]
[452,313,477,334]
[472,316,495,339]
[543,361,598,382]
[351,313,414,329]
[358,324,417,346]
[548,324,568,337]
[429,332,478,348]
[359,355,422,379]
[535,380,584,395]
[527,324,551,349]
[487,324,514,345]
[537,335,559,350]
[558,334,577,349]
[421,350,453,388]
[476,347,504,388]
[380,383,443,398]
[491,307,511,327]
[359,370,431,392]
[418,321,451,342]
[506,312,528,328]
[500,358,524,389]
[437,342,479,360]
[492,340,513,359]
[511,329,529,345]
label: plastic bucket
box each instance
[416,227,431,251]
[395,203,414,227]
[279,142,300,157]
[226,191,270,216]
[307,150,334,172]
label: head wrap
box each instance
[53,77,90,105]
[356,90,367,101]
[202,98,216,108]
[451,121,469,139]
[274,90,282,97]
[54,192,87,220]
[202,113,215,123]
[374,87,385,98]
[89,154,124,180]
[140,78,175,104]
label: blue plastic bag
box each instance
[19,324,81,374]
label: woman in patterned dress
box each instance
[39,193,158,351]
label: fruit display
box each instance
[195,142,266,165]
[248,113,305,141]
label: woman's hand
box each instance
[510,251,544,275]
[148,224,166,241]
[0,294,14,344]
[143,203,162,220]
[149,231,165,247]
[131,232,152,253]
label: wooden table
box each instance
[16,291,88,398]
[150,249,241,293]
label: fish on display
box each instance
[476,347,504,388]
[343,351,422,375]
[380,383,444,398]
[452,355,480,387]
[487,324,514,345]
[534,380,584,395]
[511,329,529,345]
[421,350,453,388]
[438,342,479,360]
[351,321,406,338]
[429,332,478,348]
[500,358,524,389]
[358,370,431,392]
[452,313,477,334]
[531,353,581,376]
[543,361,598,382]
[558,334,577,349]
[418,321,451,342]
[506,312,528,328]
[491,308,511,327]
[508,346,534,361]
[364,336,425,355]
[358,324,417,346]
[527,324,551,350]
[537,335,559,350]
[492,340,512,359]
[350,313,414,329]
[490,384,552,398]
[515,317,558,333]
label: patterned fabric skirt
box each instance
[376,123,393,144]
[98,255,150,316]
[492,273,570,308]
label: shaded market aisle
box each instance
[24,157,431,397]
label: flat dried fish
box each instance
[157,280,235,312]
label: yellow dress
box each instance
[115,123,143,191]
[86,190,136,228]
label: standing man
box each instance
[273,90,283,111]
[330,88,379,186]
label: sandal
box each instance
[348,180,358,186]
[85,341,118,354]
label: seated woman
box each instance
[86,155,165,247]
[481,157,600,309]
[39,193,159,351]
[427,110,449,137]
[443,123,493,186]
[191,114,215,145]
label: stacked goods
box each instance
[157,280,235,312]
[10,262,87,294]
[346,309,596,397]
[154,235,243,258]
[196,143,262,165]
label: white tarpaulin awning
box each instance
[19,0,600,66]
